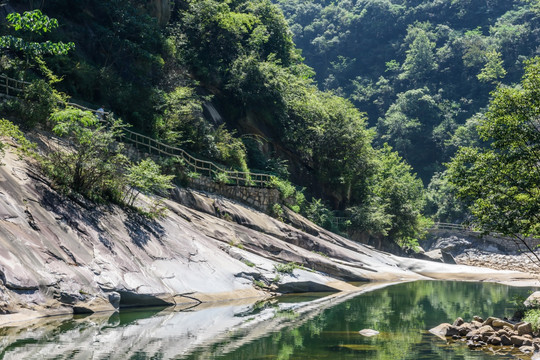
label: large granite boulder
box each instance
[525,291,540,308]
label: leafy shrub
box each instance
[214,171,231,184]
[523,309,540,331]
[187,171,201,179]
[212,125,249,171]
[154,86,209,148]
[305,198,340,230]
[270,176,295,200]
[253,279,267,288]
[19,79,62,127]
[265,156,290,179]
[0,118,37,161]
[124,158,174,206]
[242,260,255,267]
[42,108,175,216]
[272,203,284,221]
[274,262,303,274]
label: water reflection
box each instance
[0,281,534,360]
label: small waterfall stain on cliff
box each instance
[203,102,223,124]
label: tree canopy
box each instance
[447,57,540,240]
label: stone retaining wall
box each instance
[188,176,280,213]
[123,143,281,213]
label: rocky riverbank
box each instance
[456,251,540,275]
[422,233,540,275]
[430,292,540,359]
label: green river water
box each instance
[0,281,536,359]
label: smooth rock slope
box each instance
[0,147,536,325]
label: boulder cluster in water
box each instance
[430,316,539,356]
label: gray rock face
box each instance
[413,249,456,264]
[0,149,536,323]
[148,0,171,25]
[429,236,473,254]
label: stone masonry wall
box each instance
[188,176,281,213]
[121,139,281,213]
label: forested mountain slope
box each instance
[0,0,433,247]
[274,0,540,183]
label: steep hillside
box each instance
[274,0,540,183]
[0,144,534,325]
[0,0,432,248]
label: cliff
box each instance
[0,145,536,326]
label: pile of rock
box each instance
[455,250,540,275]
[430,316,539,356]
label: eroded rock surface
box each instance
[0,148,537,324]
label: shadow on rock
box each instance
[124,211,166,248]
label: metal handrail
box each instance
[430,222,480,232]
[0,74,276,188]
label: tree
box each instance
[348,144,428,249]
[42,108,128,202]
[43,108,175,215]
[477,50,507,83]
[124,159,174,206]
[377,88,441,181]
[0,10,74,66]
[154,86,209,149]
[399,26,437,82]
[425,170,468,223]
[447,57,540,258]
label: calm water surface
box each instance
[0,281,536,360]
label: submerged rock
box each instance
[520,345,535,354]
[359,329,379,337]
[432,315,540,357]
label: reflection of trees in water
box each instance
[214,281,530,360]
[3,282,528,360]
[428,335,516,360]
[414,281,515,322]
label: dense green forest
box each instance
[274,0,540,181]
[0,0,538,249]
